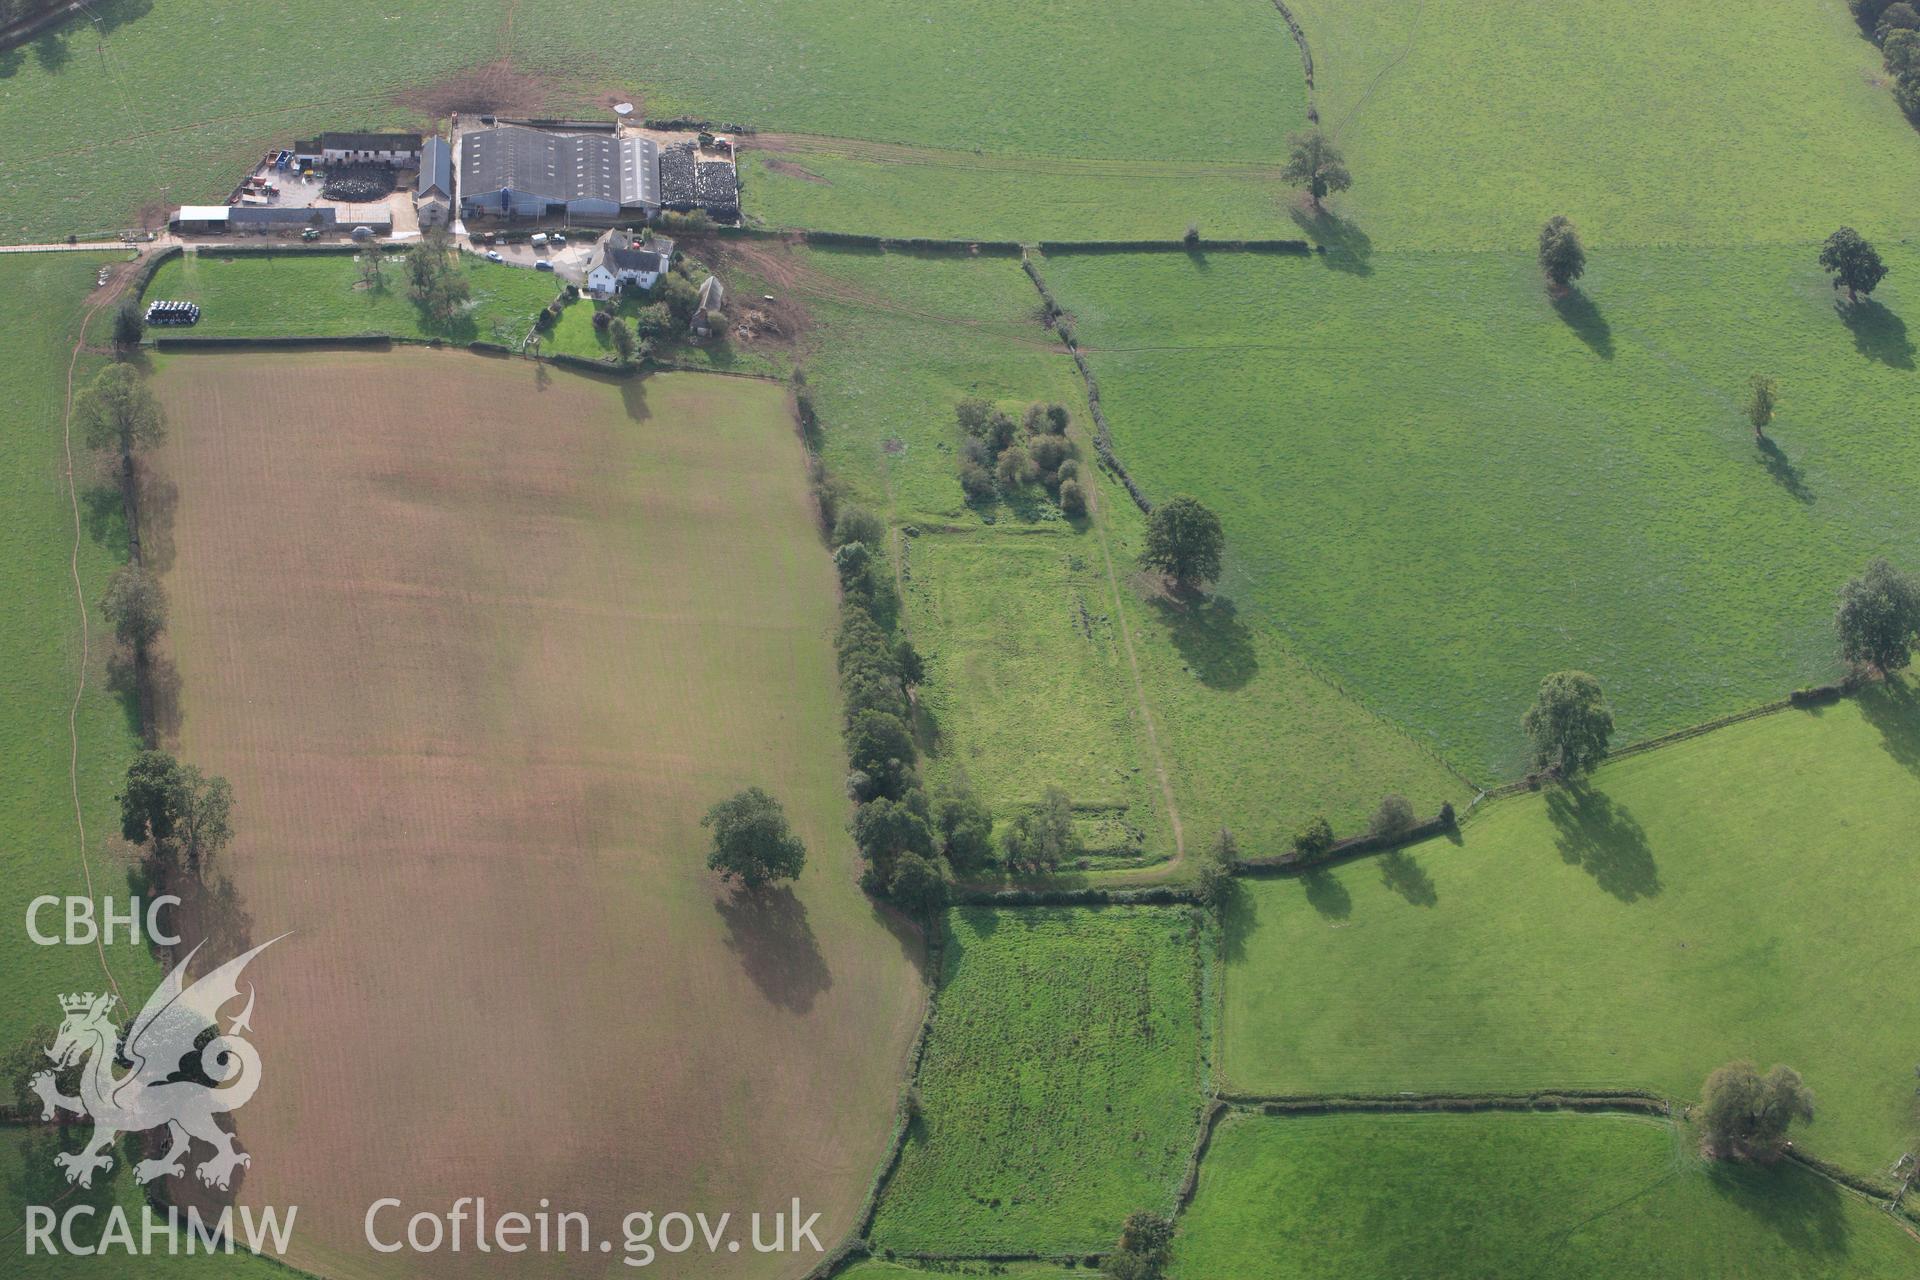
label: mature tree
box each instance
[1520,671,1615,776]
[172,764,234,872]
[847,709,916,797]
[1000,785,1081,871]
[1835,557,1920,674]
[1282,129,1352,210]
[932,772,995,872]
[832,505,886,550]
[892,638,925,690]
[1196,828,1238,919]
[1103,1210,1175,1280]
[888,851,950,917]
[1819,227,1888,303]
[76,362,166,462]
[1700,1061,1815,1158]
[1852,0,1894,25]
[995,444,1037,490]
[609,317,636,363]
[3,1024,79,1120]
[1744,374,1777,442]
[1877,1,1919,43]
[1369,793,1416,840]
[356,245,384,289]
[101,562,167,649]
[1537,215,1587,292]
[1885,27,1920,76]
[1140,496,1225,591]
[116,750,233,872]
[112,297,145,349]
[953,396,995,436]
[405,230,471,325]
[1058,477,1087,518]
[1292,815,1336,858]
[853,792,935,867]
[703,787,806,890]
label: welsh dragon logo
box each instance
[30,937,283,1191]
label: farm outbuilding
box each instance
[415,137,453,228]
[171,205,230,233]
[458,126,660,221]
[292,132,423,169]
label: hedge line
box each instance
[127,245,183,296]
[1783,1145,1906,1201]
[801,229,1024,255]
[151,333,392,351]
[203,243,370,258]
[1227,1089,1669,1117]
[1019,254,1155,514]
[1233,808,1454,876]
[1035,238,1311,255]
[952,883,1201,907]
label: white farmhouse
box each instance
[584,231,674,296]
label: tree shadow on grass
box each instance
[32,32,71,73]
[1552,289,1614,359]
[106,645,181,744]
[1704,1157,1848,1258]
[1754,437,1813,505]
[134,469,178,574]
[1146,592,1258,691]
[1289,206,1373,276]
[1855,676,1920,778]
[1301,868,1352,920]
[714,886,831,1013]
[1544,783,1660,901]
[82,484,126,547]
[1839,299,1915,370]
[1378,849,1438,907]
[1219,878,1254,963]
[12,1129,122,1233]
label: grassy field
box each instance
[869,907,1206,1255]
[1283,0,1920,251]
[1043,244,1920,782]
[900,531,1167,862]
[0,256,161,1062]
[787,244,1464,854]
[5,0,1304,245]
[740,147,1298,243]
[141,249,556,344]
[146,351,923,1279]
[1221,687,1920,1178]
[1174,1111,1920,1279]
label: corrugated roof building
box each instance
[458,126,659,220]
[416,137,454,228]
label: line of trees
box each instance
[1850,1,1920,117]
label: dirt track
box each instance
[149,351,925,1279]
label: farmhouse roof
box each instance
[587,229,668,278]
[321,131,421,152]
[418,137,453,199]
[461,126,659,207]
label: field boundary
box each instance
[1268,0,1318,121]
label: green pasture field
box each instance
[140,250,555,344]
[0,256,159,1055]
[899,531,1168,862]
[868,907,1207,1255]
[794,245,1463,853]
[740,149,1297,244]
[1,1130,284,1278]
[1220,686,1920,1179]
[1043,244,1920,783]
[1282,0,1920,251]
[5,0,1303,245]
[839,1263,1076,1280]
[1174,1111,1920,1279]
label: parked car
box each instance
[350,226,373,241]
[486,250,504,263]
[534,260,555,272]
[300,228,320,241]
[551,233,567,245]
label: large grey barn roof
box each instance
[418,137,452,198]
[461,126,659,207]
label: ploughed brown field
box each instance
[147,350,925,1279]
